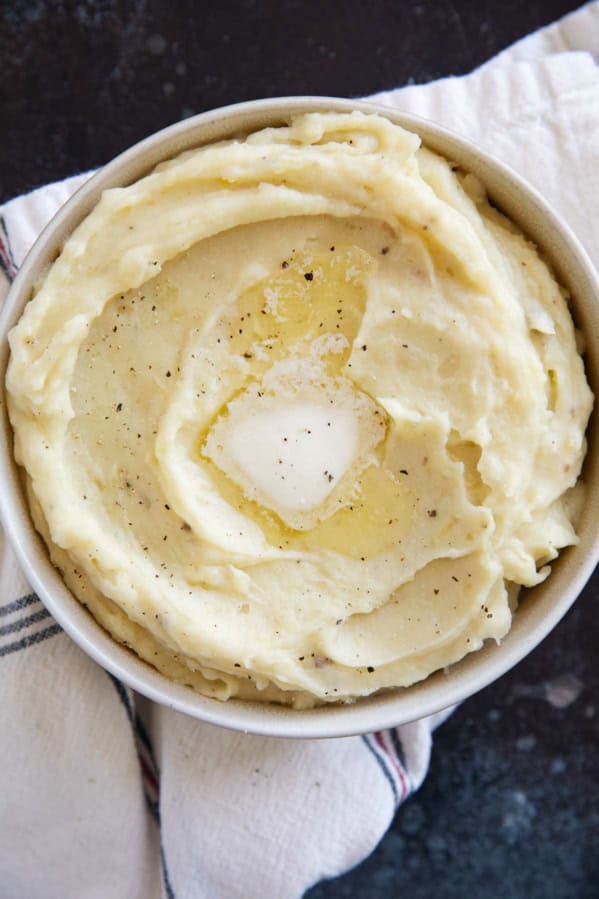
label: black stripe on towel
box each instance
[361,734,399,807]
[0,607,51,637]
[0,623,62,657]
[0,213,17,282]
[0,593,40,618]
[390,727,410,777]
[108,672,134,724]
[161,844,176,899]
[107,673,176,898]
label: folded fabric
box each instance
[1,4,598,897]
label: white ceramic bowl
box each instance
[2,97,599,738]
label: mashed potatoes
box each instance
[6,112,592,707]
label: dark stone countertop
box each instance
[1,2,597,897]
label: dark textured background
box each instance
[1,2,598,897]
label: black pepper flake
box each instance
[243,352,253,359]
[451,575,459,582]
[434,588,439,595]
[367,666,375,673]
[298,656,305,661]
[164,504,170,510]
[234,663,241,668]
[116,402,123,412]
[361,344,367,351]
[381,246,390,255]
[166,370,172,378]
[336,619,343,625]
[304,272,314,281]
[281,260,289,269]
[399,469,408,475]
[427,509,437,518]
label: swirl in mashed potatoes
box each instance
[6,112,593,707]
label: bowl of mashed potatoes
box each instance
[1,97,598,738]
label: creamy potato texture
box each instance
[7,112,593,707]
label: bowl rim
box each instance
[2,95,599,739]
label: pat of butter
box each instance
[229,402,359,513]
[203,367,386,531]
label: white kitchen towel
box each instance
[1,4,598,898]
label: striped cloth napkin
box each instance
[1,4,598,897]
